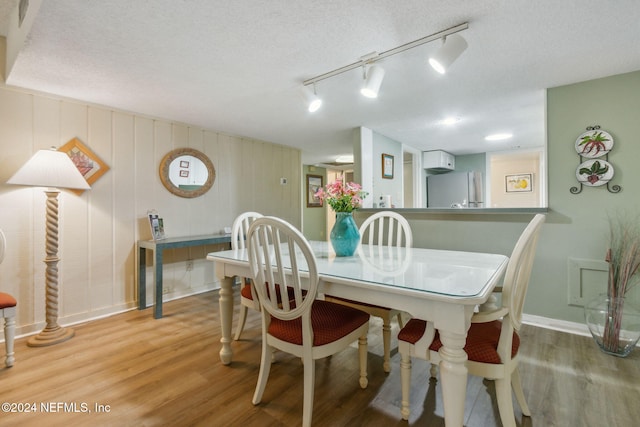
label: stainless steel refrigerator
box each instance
[426,171,484,208]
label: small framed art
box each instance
[58,137,110,195]
[382,153,394,179]
[506,173,533,192]
[306,174,323,207]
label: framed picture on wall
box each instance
[147,209,166,241]
[58,137,110,195]
[382,153,394,179]
[505,173,533,192]
[306,174,323,207]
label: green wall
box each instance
[454,152,486,175]
[371,131,403,207]
[356,69,640,325]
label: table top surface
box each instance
[208,241,508,301]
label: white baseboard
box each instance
[8,283,224,342]
[522,313,591,338]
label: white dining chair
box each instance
[0,229,17,367]
[247,216,369,427]
[397,214,545,426]
[231,212,263,340]
[326,210,412,372]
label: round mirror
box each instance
[159,148,215,198]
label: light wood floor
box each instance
[1,288,639,427]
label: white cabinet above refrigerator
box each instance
[423,150,455,171]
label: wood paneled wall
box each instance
[0,85,301,337]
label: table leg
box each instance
[154,248,164,319]
[218,275,235,365]
[138,246,146,310]
[437,329,468,427]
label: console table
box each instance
[138,234,231,318]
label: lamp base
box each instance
[27,325,74,347]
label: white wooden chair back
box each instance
[359,211,413,248]
[0,228,5,264]
[231,212,263,250]
[501,214,545,331]
[247,217,318,323]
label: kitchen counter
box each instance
[358,207,548,215]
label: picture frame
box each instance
[180,160,190,168]
[179,170,189,177]
[147,210,166,241]
[306,174,323,207]
[505,173,533,193]
[382,153,394,179]
[58,137,110,195]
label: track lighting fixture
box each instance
[301,22,468,110]
[360,65,385,98]
[301,83,322,113]
[428,34,468,74]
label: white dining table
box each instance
[207,241,508,427]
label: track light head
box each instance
[301,84,322,112]
[360,65,385,98]
[429,34,468,74]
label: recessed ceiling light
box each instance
[335,155,354,163]
[485,133,513,141]
[440,117,460,125]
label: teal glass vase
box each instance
[330,212,360,257]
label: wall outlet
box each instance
[186,260,194,271]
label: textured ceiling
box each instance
[3,0,640,165]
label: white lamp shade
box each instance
[360,65,385,98]
[7,148,91,190]
[301,85,322,112]
[429,34,468,74]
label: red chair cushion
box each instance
[398,318,520,364]
[240,283,254,299]
[0,292,17,309]
[268,300,369,346]
[397,318,427,344]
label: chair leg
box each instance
[382,316,392,373]
[302,357,316,427]
[358,334,368,388]
[495,377,517,427]
[429,363,438,378]
[234,305,248,340]
[511,368,531,416]
[4,316,15,367]
[252,342,273,405]
[400,352,411,420]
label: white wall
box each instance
[0,85,301,337]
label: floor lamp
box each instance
[7,147,90,346]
